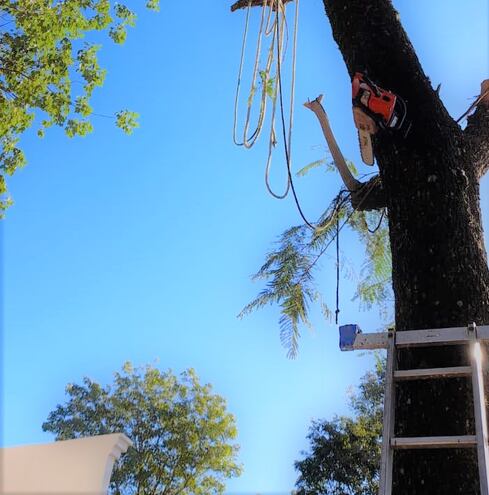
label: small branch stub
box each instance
[480,80,489,106]
[458,79,489,123]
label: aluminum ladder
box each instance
[339,323,489,495]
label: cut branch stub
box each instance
[457,79,489,123]
[463,79,489,179]
[350,176,386,211]
[231,0,294,12]
[304,95,361,192]
[480,79,489,106]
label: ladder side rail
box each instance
[379,332,396,495]
[471,340,489,495]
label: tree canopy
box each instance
[42,363,242,495]
[0,0,158,215]
[295,357,384,495]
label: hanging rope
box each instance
[275,0,315,227]
[367,208,386,234]
[243,17,276,148]
[264,1,290,199]
[264,0,276,35]
[298,176,382,284]
[234,0,344,233]
[241,0,280,149]
[232,0,253,146]
[233,0,269,148]
[233,0,301,204]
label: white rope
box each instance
[244,21,276,148]
[233,0,300,202]
[268,0,300,203]
[242,0,269,148]
[286,0,299,179]
[264,0,276,35]
[265,1,291,198]
[232,0,253,146]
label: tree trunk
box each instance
[322,1,489,493]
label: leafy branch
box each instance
[240,159,392,357]
[0,0,159,216]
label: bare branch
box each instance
[304,94,361,192]
[303,95,385,210]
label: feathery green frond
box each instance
[349,209,393,317]
[296,159,329,177]
[242,171,393,356]
[240,191,350,357]
[296,157,358,178]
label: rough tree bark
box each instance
[322,1,489,493]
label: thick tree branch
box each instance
[350,175,386,211]
[322,0,458,137]
[464,80,489,179]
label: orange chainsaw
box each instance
[352,72,409,165]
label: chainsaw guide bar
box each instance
[353,107,377,166]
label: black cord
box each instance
[367,208,386,234]
[335,214,340,324]
[276,16,316,230]
[298,177,380,284]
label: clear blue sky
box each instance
[2,1,488,493]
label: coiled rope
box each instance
[233,0,299,201]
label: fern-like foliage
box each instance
[296,158,359,178]
[239,192,351,357]
[350,209,392,317]
[241,159,393,357]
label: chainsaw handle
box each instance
[361,73,381,97]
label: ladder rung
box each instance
[391,435,477,449]
[394,366,472,381]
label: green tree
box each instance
[295,359,384,495]
[0,0,158,215]
[42,363,242,495]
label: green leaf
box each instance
[296,159,328,177]
[115,110,139,134]
[146,0,160,11]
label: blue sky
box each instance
[2,1,488,493]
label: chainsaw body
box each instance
[352,72,409,165]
